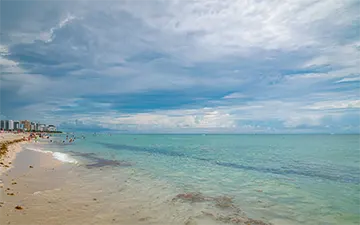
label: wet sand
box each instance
[0,149,70,224]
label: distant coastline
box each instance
[22,131,63,134]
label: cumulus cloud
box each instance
[40,14,77,43]
[0,0,359,133]
[121,0,359,60]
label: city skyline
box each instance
[0,119,56,132]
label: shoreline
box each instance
[0,132,59,175]
[0,144,68,225]
[0,139,276,225]
[0,133,29,175]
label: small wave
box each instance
[53,152,78,164]
[25,147,52,154]
[26,147,78,164]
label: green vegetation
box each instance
[0,143,8,159]
[45,131,62,133]
[24,130,63,133]
[0,138,24,160]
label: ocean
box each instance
[30,134,360,225]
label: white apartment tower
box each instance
[8,120,14,130]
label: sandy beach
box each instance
[0,135,69,225]
[0,133,28,175]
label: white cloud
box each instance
[223,92,246,99]
[99,109,237,130]
[304,100,360,110]
[335,76,360,83]
[120,0,358,60]
[55,98,354,131]
[0,45,24,74]
[283,115,323,128]
[0,45,9,55]
[40,14,77,43]
[282,41,360,86]
[0,57,18,67]
[303,41,360,69]
[0,45,15,66]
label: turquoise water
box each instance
[48,134,360,224]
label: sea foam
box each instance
[26,147,78,164]
[52,152,78,164]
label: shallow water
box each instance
[30,134,360,224]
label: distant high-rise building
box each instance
[8,120,14,130]
[1,120,57,131]
[31,122,38,131]
[20,120,31,131]
[34,123,39,131]
[14,121,20,130]
[39,124,46,132]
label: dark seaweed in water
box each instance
[173,192,241,212]
[97,142,360,184]
[68,151,132,168]
[172,192,210,202]
[173,192,272,225]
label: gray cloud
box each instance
[0,0,359,133]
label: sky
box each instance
[0,0,359,133]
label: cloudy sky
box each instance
[0,0,359,133]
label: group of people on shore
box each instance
[0,131,87,145]
[0,130,86,146]
[48,134,86,145]
[23,132,51,143]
